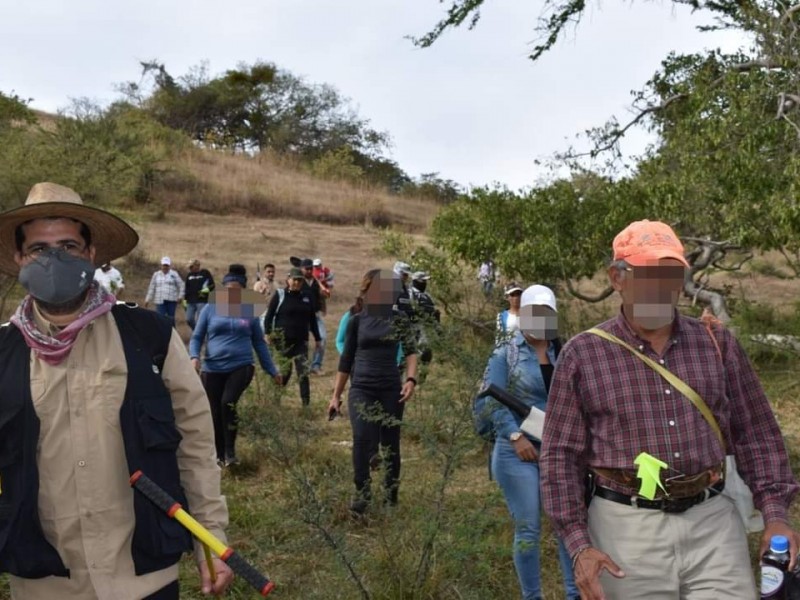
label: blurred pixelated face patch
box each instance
[210,288,267,318]
[519,305,559,340]
[365,270,402,308]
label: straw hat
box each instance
[0,182,139,275]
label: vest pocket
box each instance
[137,398,183,451]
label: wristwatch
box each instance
[509,431,523,442]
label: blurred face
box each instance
[364,270,402,315]
[189,263,199,273]
[289,276,304,291]
[265,266,275,281]
[610,258,686,331]
[506,290,521,309]
[519,304,559,340]
[160,263,170,273]
[212,284,265,318]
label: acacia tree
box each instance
[420,0,800,321]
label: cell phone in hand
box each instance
[328,406,338,421]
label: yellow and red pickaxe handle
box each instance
[130,470,275,596]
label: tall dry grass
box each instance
[153,148,437,233]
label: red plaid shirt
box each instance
[540,310,799,557]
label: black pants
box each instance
[348,385,405,503]
[202,364,255,461]
[279,340,310,405]
[144,580,179,600]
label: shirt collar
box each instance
[612,306,684,349]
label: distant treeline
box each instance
[0,60,463,208]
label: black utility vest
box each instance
[0,304,193,579]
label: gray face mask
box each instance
[18,248,94,306]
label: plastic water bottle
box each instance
[762,535,791,599]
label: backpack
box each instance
[472,336,562,441]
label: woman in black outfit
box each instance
[263,267,322,406]
[329,269,419,514]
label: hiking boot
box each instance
[349,498,370,516]
[224,456,239,467]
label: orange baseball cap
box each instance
[612,220,689,267]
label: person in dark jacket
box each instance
[184,258,216,330]
[264,267,322,406]
[329,269,419,515]
[190,264,281,466]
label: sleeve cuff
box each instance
[563,525,593,558]
[760,500,789,524]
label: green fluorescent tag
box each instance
[633,452,668,500]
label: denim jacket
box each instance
[482,331,558,442]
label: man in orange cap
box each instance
[540,220,799,599]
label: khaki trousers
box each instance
[588,493,756,599]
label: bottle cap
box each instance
[771,535,789,553]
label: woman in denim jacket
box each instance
[481,284,578,600]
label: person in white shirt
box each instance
[94,262,125,297]
[144,256,185,326]
[496,282,523,343]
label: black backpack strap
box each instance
[111,303,172,373]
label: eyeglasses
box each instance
[22,242,87,259]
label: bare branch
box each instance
[571,93,688,159]
[565,280,615,302]
[684,279,732,323]
[781,3,800,23]
[749,334,800,356]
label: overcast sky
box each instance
[1,1,747,189]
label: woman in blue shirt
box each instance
[481,284,578,600]
[190,265,281,466]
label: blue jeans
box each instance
[155,300,177,326]
[492,438,578,600]
[185,302,204,329]
[311,313,327,371]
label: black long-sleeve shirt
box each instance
[264,288,321,344]
[338,310,416,390]
[185,269,215,303]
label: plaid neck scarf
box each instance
[10,282,116,366]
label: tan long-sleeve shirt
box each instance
[9,307,228,600]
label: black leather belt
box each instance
[592,480,725,513]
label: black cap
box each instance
[300,258,313,268]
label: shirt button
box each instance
[78,460,86,467]
[665,389,671,395]
[659,359,665,365]
[638,345,645,351]
[674,452,681,458]
[669,420,675,426]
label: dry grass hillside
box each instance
[152,147,439,232]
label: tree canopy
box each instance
[422,0,800,319]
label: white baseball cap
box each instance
[312,258,322,267]
[393,261,412,276]
[520,284,557,312]
[412,271,431,281]
[161,256,171,266]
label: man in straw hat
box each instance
[540,220,800,599]
[0,183,233,599]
